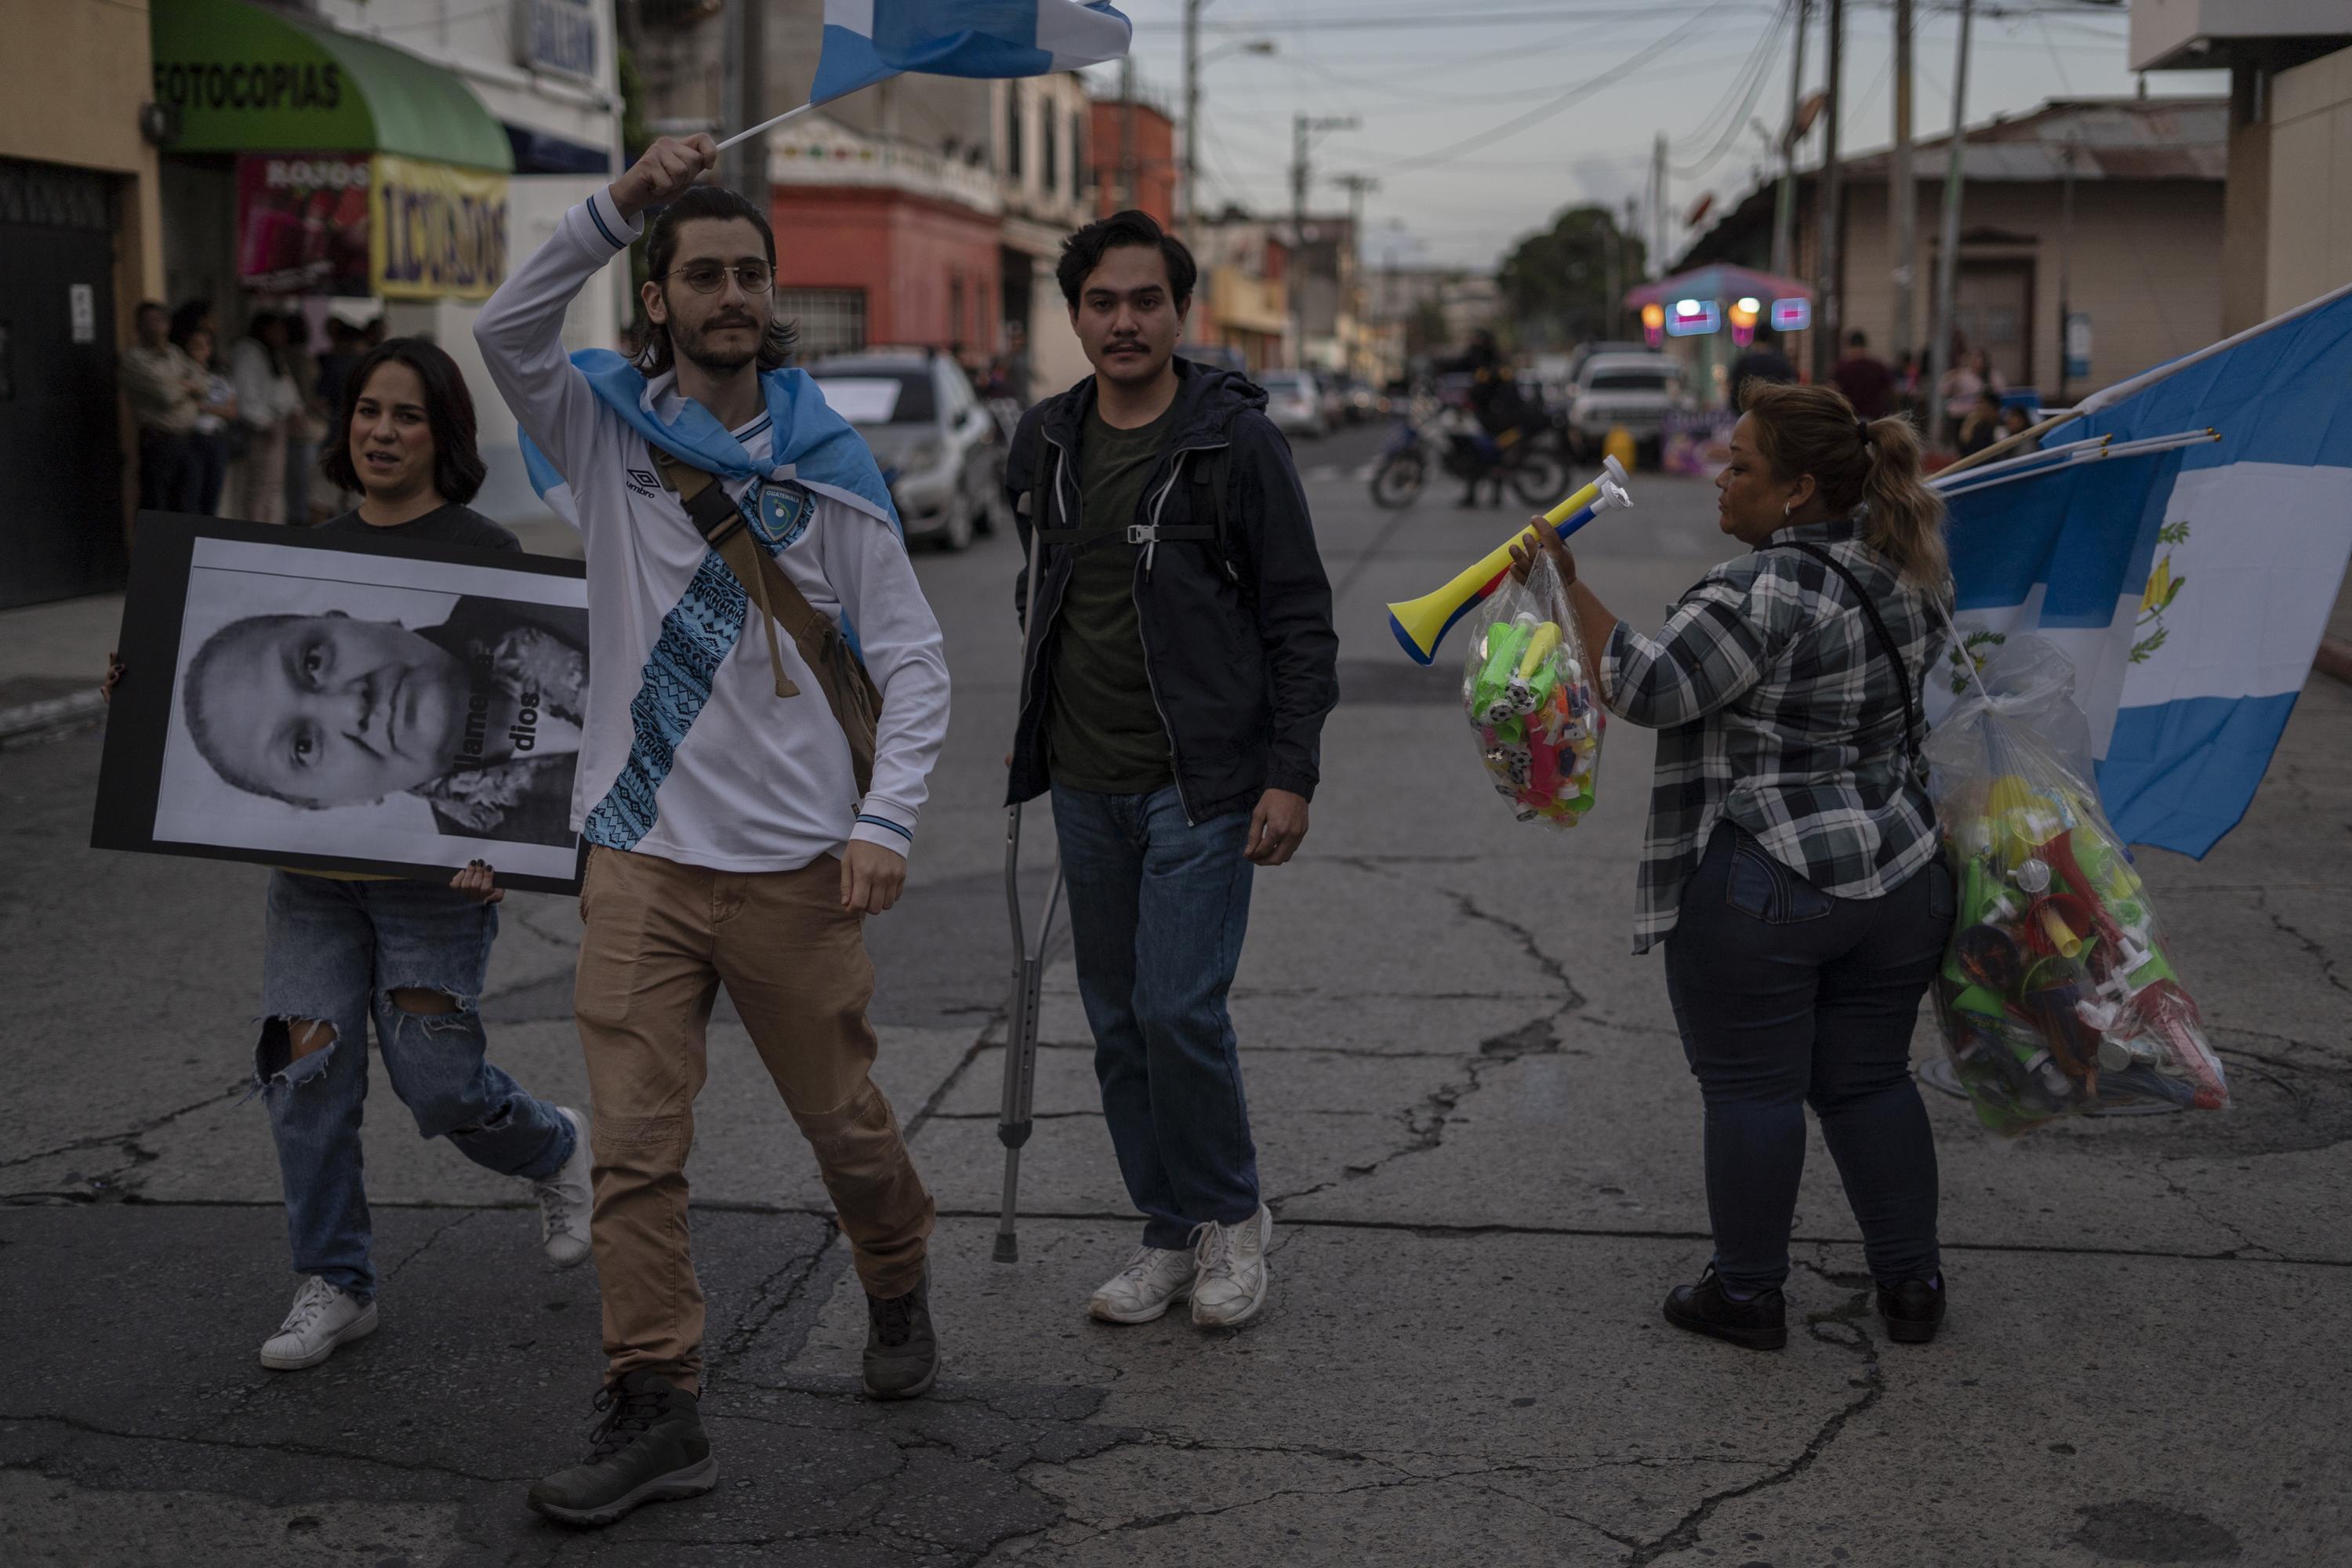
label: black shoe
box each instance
[527,1370,717,1528]
[1877,1276,1947,1344]
[1662,1265,1788,1351]
[863,1269,940,1400]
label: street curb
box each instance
[0,690,106,747]
[2317,638,2352,688]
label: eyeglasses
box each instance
[664,260,775,295]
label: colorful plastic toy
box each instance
[1461,553,1604,830]
[1929,686,2230,1134]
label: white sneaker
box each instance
[532,1107,593,1269]
[1189,1206,1273,1329]
[1088,1246,1197,1324]
[259,1275,379,1371]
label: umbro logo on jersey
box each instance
[625,468,660,496]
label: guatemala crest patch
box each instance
[747,478,815,554]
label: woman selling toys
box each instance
[1508,381,1955,1352]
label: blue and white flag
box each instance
[1931,282,2352,857]
[810,0,1132,107]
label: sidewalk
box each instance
[0,514,579,746]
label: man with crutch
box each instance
[999,210,1338,1330]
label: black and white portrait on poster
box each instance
[95,515,591,891]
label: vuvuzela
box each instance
[1385,456,1634,666]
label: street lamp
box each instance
[1181,0,1276,235]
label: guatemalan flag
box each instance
[1930,281,2352,857]
[810,0,1132,107]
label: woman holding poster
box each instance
[105,339,593,1374]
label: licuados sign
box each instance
[368,154,509,301]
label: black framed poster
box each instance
[93,513,592,894]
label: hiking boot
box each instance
[1089,1245,1196,1324]
[1877,1275,1947,1344]
[532,1107,593,1269]
[260,1276,378,1371]
[527,1370,716,1527]
[863,1271,939,1400]
[1662,1265,1788,1352]
[1189,1206,1272,1329]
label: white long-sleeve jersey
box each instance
[474,191,950,873]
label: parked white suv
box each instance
[1567,352,1687,463]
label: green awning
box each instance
[151,0,514,172]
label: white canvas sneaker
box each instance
[1189,1206,1272,1329]
[259,1275,379,1371]
[532,1107,594,1269]
[1087,1246,1198,1324]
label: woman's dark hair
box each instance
[1057,209,1196,308]
[637,183,797,376]
[319,337,487,505]
[1740,379,1949,590]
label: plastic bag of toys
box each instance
[1461,550,1603,829]
[1923,638,2229,1134]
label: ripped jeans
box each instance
[256,871,575,1301]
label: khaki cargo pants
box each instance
[573,845,935,1393]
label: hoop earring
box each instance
[1783,499,1795,518]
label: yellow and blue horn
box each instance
[1385,456,1633,666]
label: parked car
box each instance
[1340,376,1380,423]
[1259,370,1328,440]
[1566,352,1688,465]
[1178,342,1248,377]
[810,348,1005,550]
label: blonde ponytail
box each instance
[1859,414,1949,591]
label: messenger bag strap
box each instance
[652,445,799,699]
[1784,539,1922,767]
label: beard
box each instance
[670,312,764,375]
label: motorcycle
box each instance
[1369,413,1437,509]
[1437,405,1568,508]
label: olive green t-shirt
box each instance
[1045,401,1178,793]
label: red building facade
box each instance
[1089,98,1174,226]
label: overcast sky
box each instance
[1076,1,2229,273]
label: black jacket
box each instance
[1004,358,1339,822]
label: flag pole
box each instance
[716,100,816,154]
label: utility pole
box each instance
[1927,0,1975,445]
[1181,0,1205,235]
[2056,134,2077,405]
[1291,113,1356,368]
[1772,0,1809,281]
[1119,53,1138,209]
[1336,172,1378,379]
[1812,0,1845,382]
[1891,0,1916,371]
[1651,132,1668,278]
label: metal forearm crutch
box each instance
[994,516,1063,1264]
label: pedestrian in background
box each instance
[1728,326,1797,401]
[176,321,238,517]
[1831,330,1894,421]
[1004,210,1338,1334]
[1957,388,2004,458]
[282,314,332,524]
[1508,379,1955,1352]
[99,335,593,1378]
[230,311,301,524]
[121,300,205,514]
[477,133,953,1527]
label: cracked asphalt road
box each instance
[5,424,2349,1566]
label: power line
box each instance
[1353,0,1746,176]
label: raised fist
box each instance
[610,135,720,221]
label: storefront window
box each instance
[779,289,867,358]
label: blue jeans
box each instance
[254,871,575,1301]
[1662,825,1953,1294]
[1051,784,1259,1248]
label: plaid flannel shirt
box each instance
[1599,510,1947,954]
